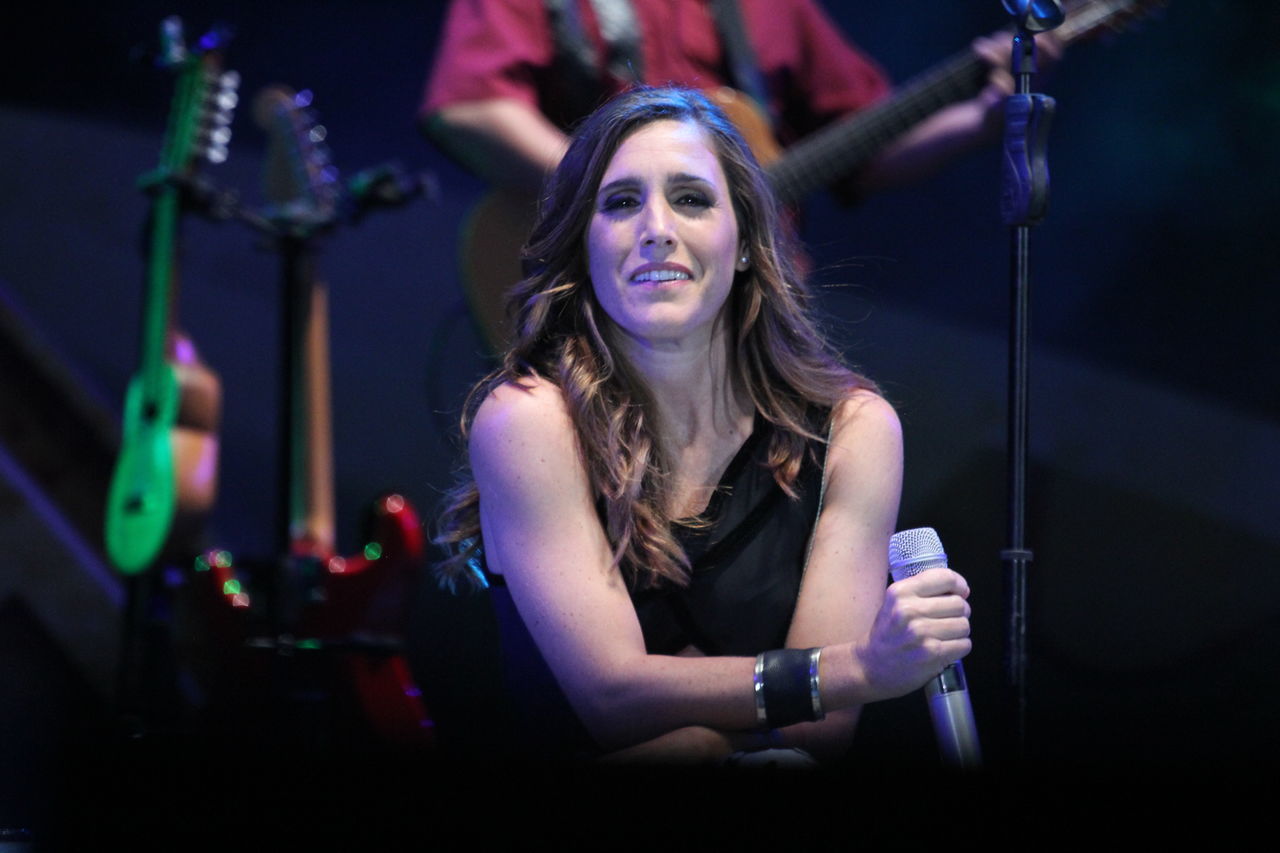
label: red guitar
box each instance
[188,86,434,749]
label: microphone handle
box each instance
[927,662,982,769]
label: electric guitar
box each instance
[105,18,238,574]
[191,85,434,748]
[458,0,1162,351]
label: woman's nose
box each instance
[639,202,676,248]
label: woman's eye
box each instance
[675,192,711,209]
[600,193,639,213]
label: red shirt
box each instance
[422,0,890,146]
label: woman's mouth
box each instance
[630,265,693,284]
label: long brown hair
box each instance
[436,87,874,591]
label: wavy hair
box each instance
[436,87,874,591]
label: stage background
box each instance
[2,0,1276,825]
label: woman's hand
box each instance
[853,568,972,703]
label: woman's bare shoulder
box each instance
[830,388,902,449]
[470,374,582,490]
[818,388,903,516]
[473,373,570,433]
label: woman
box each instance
[436,87,970,763]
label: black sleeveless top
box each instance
[485,412,829,758]
[632,415,828,656]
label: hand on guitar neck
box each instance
[857,30,1063,194]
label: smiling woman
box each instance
[586,119,747,351]
[434,88,971,763]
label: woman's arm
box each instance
[776,391,915,761]
[472,379,969,755]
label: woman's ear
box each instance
[736,246,750,272]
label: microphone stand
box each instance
[998,0,1061,762]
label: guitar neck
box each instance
[140,54,210,388]
[285,248,337,557]
[768,49,987,205]
[140,189,181,388]
[252,85,343,558]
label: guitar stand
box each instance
[997,0,1063,763]
[138,169,240,223]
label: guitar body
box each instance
[186,493,435,748]
[458,191,536,352]
[107,334,223,574]
[705,86,783,166]
[295,493,426,640]
[106,366,181,572]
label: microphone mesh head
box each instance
[888,527,948,581]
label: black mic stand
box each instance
[998,0,1062,763]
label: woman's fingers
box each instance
[886,567,969,599]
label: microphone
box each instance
[888,527,982,770]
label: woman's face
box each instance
[586,119,746,350]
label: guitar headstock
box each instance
[1059,0,1168,44]
[154,16,240,176]
[253,85,341,229]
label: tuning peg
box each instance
[158,16,188,67]
[216,89,239,113]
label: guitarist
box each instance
[419,0,1059,348]
[420,0,1055,199]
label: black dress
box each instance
[485,413,829,759]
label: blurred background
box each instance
[2,0,1276,827]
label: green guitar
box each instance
[105,19,238,574]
